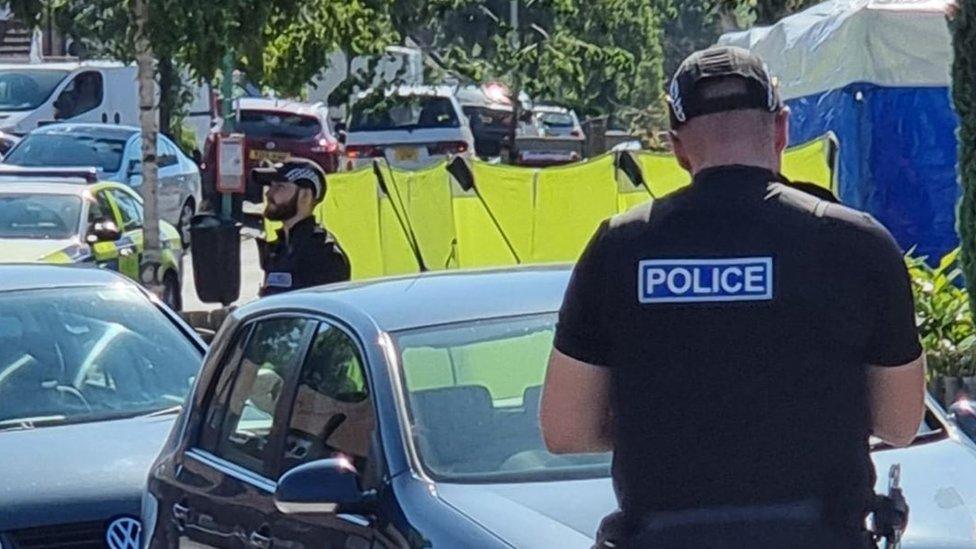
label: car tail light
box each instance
[311,136,339,154]
[345,145,384,159]
[429,141,469,155]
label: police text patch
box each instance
[638,257,773,304]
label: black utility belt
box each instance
[636,498,823,531]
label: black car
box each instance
[144,267,976,548]
[0,265,205,549]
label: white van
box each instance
[0,61,214,154]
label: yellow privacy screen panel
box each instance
[315,168,385,279]
[532,154,618,262]
[388,162,457,271]
[636,153,691,198]
[469,161,534,261]
[780,135,834,192]
[451,194,519,268]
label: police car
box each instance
[0,167,185,310]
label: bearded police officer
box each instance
[253,159,349,296]
[540,46,925,548]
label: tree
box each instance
[8,0,398,301]
[950,2,976,317]
[394,0,669,128]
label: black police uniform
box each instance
[555,165,921,548]
[258,216,350,296]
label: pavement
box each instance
[182,230,264,312]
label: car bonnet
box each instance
[0,415,175,530]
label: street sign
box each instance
[216,133,246,194]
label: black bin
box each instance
[190,213,241,305]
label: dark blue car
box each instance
[145,267,976,548]
[0,265,204,549]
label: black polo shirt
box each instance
[554,165,921,529]
[259,216,350,297]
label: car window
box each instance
[157,137,179,168]
[0,193,82,239]
[232,110,321,140]
[350,95,460,131]
[109,190,142,231]
[4,133,128,173]
[0,286,202,427]
[394,313,612,482]
[0,69,68,111]
[53,71,103,120]
[87,191,113,225]
[280,322,374,476]
[212,317,314,475]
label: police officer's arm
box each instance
[542,222,614,454]
[863,224,926,448]
[542,350,613,453]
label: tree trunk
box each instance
[952,2,976,319]
[158,54,174,139]
[131,0,162,295]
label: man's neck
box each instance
[691,158,780,175]
[281,214,313,241]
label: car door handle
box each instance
[248,527,272,549]
[172,502,190,521]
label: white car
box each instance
[343,86,474,170]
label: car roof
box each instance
[0,60,128,72]
[30,123,140,139]
[0,264,129,293]
[0,180,91,194]
[236,97,323,116]
[239,265,572,332]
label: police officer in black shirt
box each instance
[253,159,350,296]
[540,46,925,548]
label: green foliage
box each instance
[394,0,668,127]
[907,249,976,378]
[951,2,976,337]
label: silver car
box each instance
[3,123,201,247]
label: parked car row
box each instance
[3,265,976,548]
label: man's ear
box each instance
[670,130,692,172]
[774,107,790,154]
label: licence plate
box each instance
[393,147,420,162]
[249,149,290,162]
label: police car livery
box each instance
[0,168,184,310]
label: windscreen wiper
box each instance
[141,404,182,418]
[0,414,68,432]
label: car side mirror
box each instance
[274,458,374,515]
[87,218,121,243]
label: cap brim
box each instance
[251,166,281,186]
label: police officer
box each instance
[253,158,350,296]
[540,46,925,548]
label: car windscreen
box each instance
[0,286,202,428]
[232,110,321,139]
[5,133,129,172]
[394,313,611,483]
[0,194,81,239]
[0,69,69,112]
[539,112,576,128]
[351,95,461,132]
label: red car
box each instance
[202,98,341,205]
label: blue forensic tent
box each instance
[721,0,958,260]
